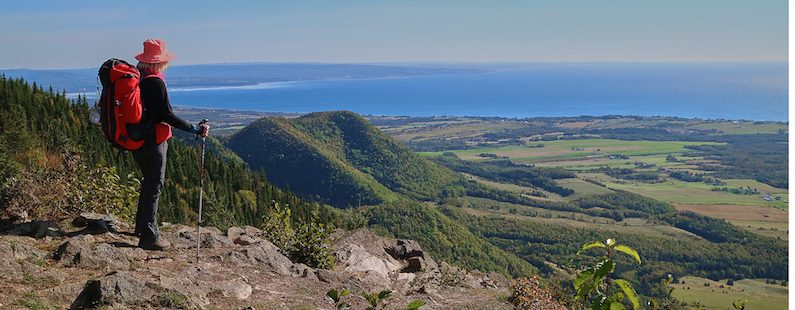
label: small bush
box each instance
[4,150,138,222]
[262,202,335,269]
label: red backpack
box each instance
[97,58,145,151]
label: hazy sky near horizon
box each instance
[0,0,788,69]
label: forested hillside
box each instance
[0,76,539,283]
[0,75,333,230]
[227,111,462,207]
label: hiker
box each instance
[133,39,209,250]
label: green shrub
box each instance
[361,290,392,310]
[4,150,138,221]
[262,202,335,269]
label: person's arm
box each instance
[141,77,197,133]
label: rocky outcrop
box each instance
[54,234,146,270]
[0,216,512,309]
[331,228,507,297]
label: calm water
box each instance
[96,62,795,121]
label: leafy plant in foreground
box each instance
[575,238,641,310]
[362,290,392,310]
[405,299,426,310]
[326,288,352,310]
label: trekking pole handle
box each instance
[196,119,209,140]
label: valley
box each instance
[194,109,788,308]
[0,78,787,309]
[378,115,789,309]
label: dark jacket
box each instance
[139,74,195,145]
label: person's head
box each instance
[135,39,175,74]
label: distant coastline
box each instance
[4,61,788,121]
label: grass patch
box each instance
[686,121,787,134]
[420,139,723,163]
[581,173,789,208]
[730,220,788,240]
[671,276,788,310]
[156,291,190,309]
[16,292,52,310]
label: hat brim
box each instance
[135,52,176,63]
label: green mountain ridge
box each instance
[225,111,541,278]
[226,111,461,207]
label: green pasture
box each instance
[419,139,723,163]
[687,121,787,135]
[731,220,788,240]
[580,173,788,208]
[536,153,707,172]
[460,200,700,239]
[671,276,788,310]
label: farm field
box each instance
[580,173,788,208]
[730,220,788,240]
[671,276,788,310]
[385,115,788,307]
[460,202,701,240]
[685,121,787,135]
[419,139,723,163]
[535,154,707,172]
[381,118,525,141]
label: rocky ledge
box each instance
[0,213,511,309]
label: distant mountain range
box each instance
[0,63,487,94]
[226,111,462,207]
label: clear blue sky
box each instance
[0,0,788,69]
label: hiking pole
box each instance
[196,119,208,264]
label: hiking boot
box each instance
[138,238,171,251]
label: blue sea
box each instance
[164,62,787,121]
[11,62,789,121]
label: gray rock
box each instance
[386,239,438,273]
[70,271,157,309]
[385,239,424,260]
[227,226,246,240]
[228,226,264,245]
[315,269,344,284]
[167,225,235,249]
[214,279,253,300]
[291,263,318,280]
[232,241,294,276]
[0,243,22,278]
[54,235,133,270]
[0,236,48,279]
[235,235,256,245]
[335,243,400,278]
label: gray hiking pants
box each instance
[132,140,168,245]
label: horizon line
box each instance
[1,59,788,71]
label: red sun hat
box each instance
[135,39,176,63]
